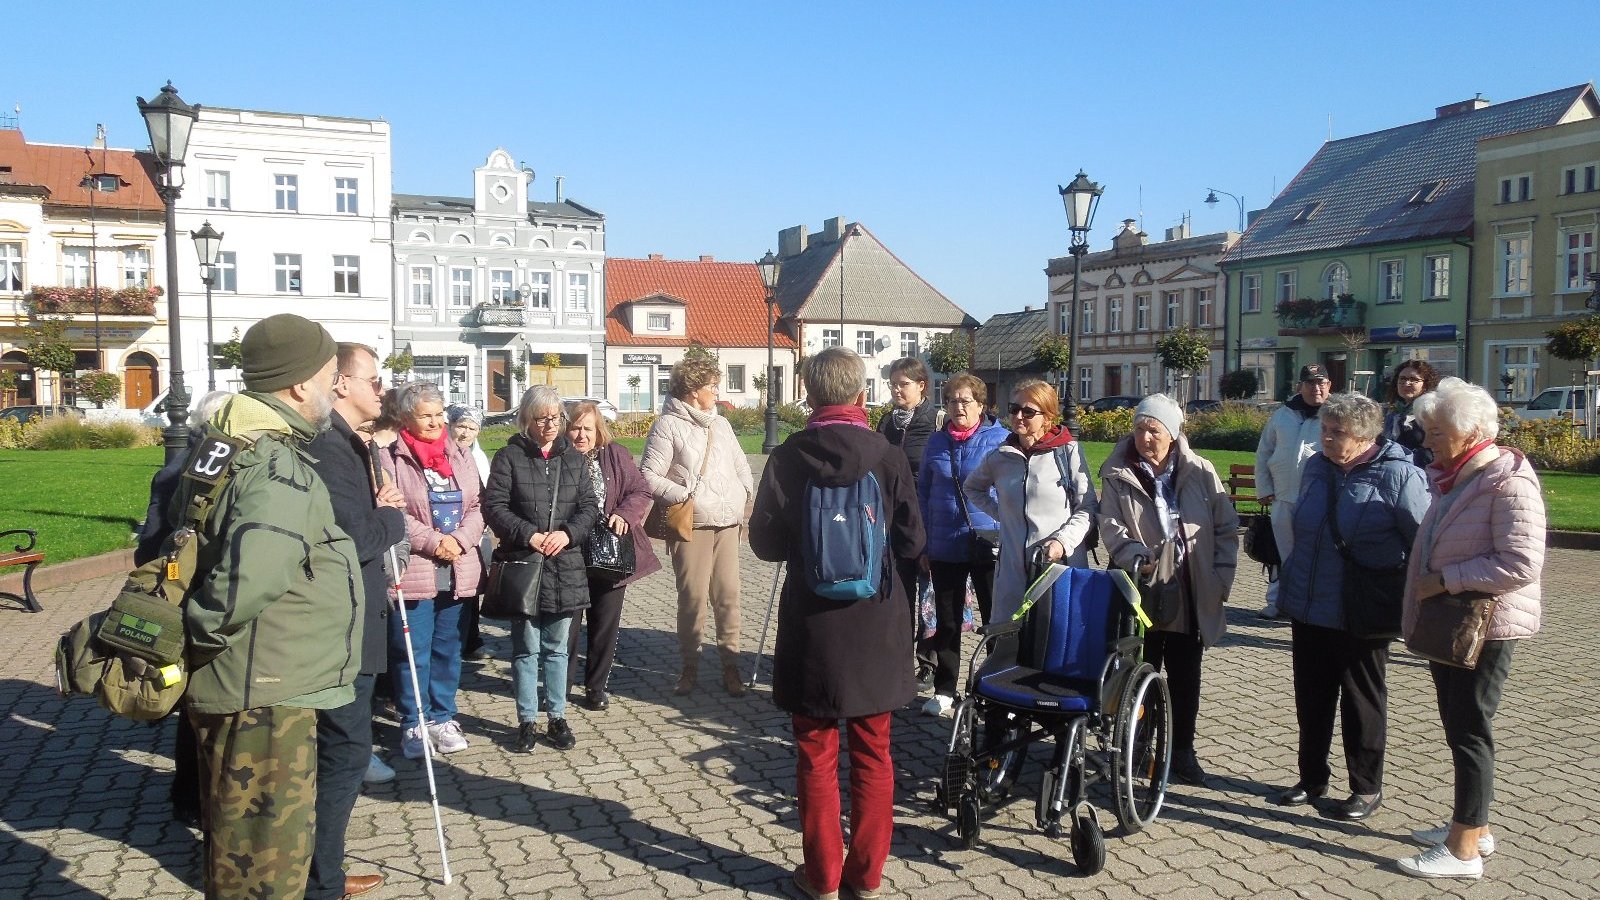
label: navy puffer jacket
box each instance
[1278,437,1430,631]
[917,419,1008,563]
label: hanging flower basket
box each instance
[23,286,161,317]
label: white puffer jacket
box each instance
[1255,396,1322,503]
[640,397,753,529]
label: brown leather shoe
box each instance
[674,665,697,696]
[722,664,747,697]
[342,873,384,897]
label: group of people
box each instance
[158,312,1544,899]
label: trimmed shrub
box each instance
[22,417,159,450]
[1185,401,1273,451]
[777,402,808,430]
[611,414,655,439]
[0,417,23,450]
[720,405,765,433]
[1499,414,1600,474]
[1075,407,1134,443]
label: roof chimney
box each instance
[821,216,846,242]
[648,253,663,261]
[698,254,714,262]
[1112,219,1148,252]
[554,175,565,203]
[1436,93,1490,119]
[778,224,808,258]
[1164,221,1191,241]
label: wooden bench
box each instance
[1226,465,1265,519]
[0,529,44,613]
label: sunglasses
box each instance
[1007,403,1044,420]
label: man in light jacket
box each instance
[1254,364,1328,618]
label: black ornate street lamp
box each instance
[1058,170,1102,436]
[190,221,223,391]
[138,81,199,463]
[1206,188,1247,370]
[758,250,783,454]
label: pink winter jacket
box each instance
[379,436,485,601]
[1401,447,1544,643]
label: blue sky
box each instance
[9,2,1597,322]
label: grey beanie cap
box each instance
[1134,393,1184,439]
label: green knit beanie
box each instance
[240,314,336,392]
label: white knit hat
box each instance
[1134,393,1184,438]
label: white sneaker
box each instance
[1398,843,1484,880]
[363,752,395,784]
[401,725,432,760]
[429,719,469,754]
[922,694,954,716]
[1411,825,1495,856]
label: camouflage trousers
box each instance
[191,705,319,900]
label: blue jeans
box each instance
[512,612,574,722]
[388,591,465,729]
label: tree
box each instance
[543,352,562,385]
[216,328,244,370]
[1546,315,1600,363]
[682,342,718,368]
[79,370,123,408]
[626,374,642,411]
[1032,334,1073,387]
[926,331,969,375]
[25,318,76,406]
[1155,325,1211,374]
[752,372,768,407]
[1219,369,1259,400]
[383,349,414,376]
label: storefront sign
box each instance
[1369,324,1456,343]
[622,353,661,365]
[1242,337,1278,350]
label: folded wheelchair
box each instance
[933,564,1170,875]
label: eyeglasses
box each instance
[339,372,383,390]
[1008,404,1044,420]
[530,414,562,426]
[946,397,978,407]
[890,379,920,390]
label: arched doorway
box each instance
[1,350,35,406]
[124,351,158,409]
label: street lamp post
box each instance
[138,81,199,464]
[190,221,223,391]
[1206,188,1247,370]
[758,250,783,454]
[1058,170,1103,437]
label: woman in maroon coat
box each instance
[750,347,925,900]
[566,402,661,711]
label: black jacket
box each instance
[306,411,408,674]
[750,423,925,719]
[877,398,939,483]
[483,433,600,615]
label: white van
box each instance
[1522,386,1597,426]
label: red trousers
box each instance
[792,712,895,894]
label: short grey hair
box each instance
[1413,376,1499,443]
[188,390,235,432]
[395,381,445,420]
[802,347,866,407]
[517,384,563,433]
[1319,393,1383,441]
[447,405,484,426]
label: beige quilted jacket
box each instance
[639,397,753,529]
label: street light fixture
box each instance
[1206,187,1248,371]
[138,81,199,463]
[190,221,224,391]
[1058,170,1103,436]
[758,249,783,454]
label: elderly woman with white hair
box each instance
[1273,393,1429,821]
[1096,393,1238,785]
[1396,378,1545,881]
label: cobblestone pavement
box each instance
[2,541,1597,899]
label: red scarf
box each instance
[400,428,455,478]
[1428,439,1495,494]
[1009,423,1074,455]
[947,419,981,442]
[806,405,871,429]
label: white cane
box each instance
[386,545,454,885]
[747,561,785,688]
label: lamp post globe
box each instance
[190,221,224,391]
[758,250,783,454]
[139,81,200,463]
[1057,170,1102,436]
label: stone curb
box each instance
[0,547,133,602]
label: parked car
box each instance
[1186,398,1223,413]
[1085,395,1141,413]
[1522,386,1596,425]
[0,405,85,425]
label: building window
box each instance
[1321,261,1350,299]
[1561,223,1597,291]
[566,272,590,312]
[214,251,237,292]
[726,364,745,392]
[1424,254,1451,300]
[1499,174,1532,203]
[856,330,876,355]
[334,177,359,214]
[332,255,360,295]
[1379,259,1404,303]
[647,312,670,331]
[526,272,551,309]
[1058,302,1071,336]
[206,170,231,209]
[121,248,151,288]
[450,267,473,307]
[1562,164,1599,195]
[1275,270,1297,303]
[1240,352,1274,399]
[1079,299,1096,335]
[1078,366,1092,402]
[410,267,434,307]
[1497,233,1531,295]
[1134,293,1151,329]
[0,242,23,291]
[1163,290,1183,328]
[822,328,841,349]
[900,331,919,358]
[1196,288,1214,326]
[62,247,90,288]
[1107,296,1123,332]
[274,253,302,293]
[1133,364,1149,395]
[1500,345,1539,402]
[490,269,514,303]
[1242,274,1262,312]
[865,378,877,403]
[274,174,299,212]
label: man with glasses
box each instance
[304,342,407,900]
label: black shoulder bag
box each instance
[482,456,560,619]
[1325,474,1405,640]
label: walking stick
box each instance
[747,560,785,688]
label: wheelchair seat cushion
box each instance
[974,660,1097,712]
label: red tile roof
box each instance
[0,129,164,213]
[606,257,796,349]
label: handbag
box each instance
[645,425,714,542]
[1406,591,1497,669]
[951,444,998,566]
[584,522,636,583]
[1243,510,1279,569]
[1133,539,1184,630]
[1325,477,1405,640]
[480,455,561,619]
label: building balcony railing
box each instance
[468,302,528,329]
[1276,299,1366,335]
[21,286,161,318]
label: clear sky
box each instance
[8,1,1597,323]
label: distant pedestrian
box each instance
[1254,364,1329,618]
[448,405,492,661]
[1384,359,1440,468]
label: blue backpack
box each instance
[801,471,888,601]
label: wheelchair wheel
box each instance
[1112,664,1171,835]
[936,698,977,815]
[957,793,982,850]
[1070,808,1105,875]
